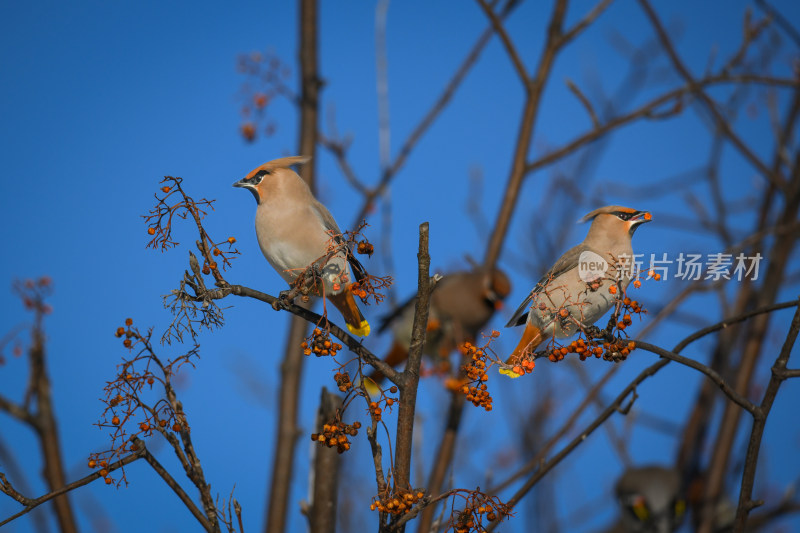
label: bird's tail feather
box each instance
[328,290,370,337]
[499,323,543,378]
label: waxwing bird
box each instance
[614,466,685,533]
[500,206,651,377]
[233,156,370,337]
[366,268,511,388]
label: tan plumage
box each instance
[233,156,370,337]
[501,206,651,377]
[366,268,511,389]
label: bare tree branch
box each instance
[734,302,800,530]
[391,222,432,532]
[1,450,144,528]
[264,0,320,530]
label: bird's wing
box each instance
[310,199,367,283]
[505,243,588,328]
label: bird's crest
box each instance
[245,155,311,180]
[578,205,637,223]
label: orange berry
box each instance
[111,416,120,425]
[147,227,156,235]
[123,339,131,348]
[209,262,217,270]
[633,280,642,289]
[559,308,568,318]
[228,237,236,244]
[213,248,221,256]
[159,419,167,427]
[115,327,125,337]
[654,273,661,281]
[125,318,133,326]
[140,423,150,431]
[161,186,171,193]
[241,122,256,141]
[99,469,108,477]
[648,269,656,278]
[100,460,107,468]
[104,477,113,485]
[608,285,617,295]
[88,460,97,468]
[202,265,211,275]
[172,423,181,432]
[147,376,154,385]
[385,398,394,406]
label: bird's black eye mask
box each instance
[243,168,271,186]
[613,210,635,221]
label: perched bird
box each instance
[366,268,511,388]
[613,466,685,533]
[501,206,651,377]
[233,156,370,337]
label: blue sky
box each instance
[2,1,799,532]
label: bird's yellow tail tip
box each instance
[363,379,381,398]
[498,367,523,379]
[346,320,371,337]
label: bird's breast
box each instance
[254,202,350,293]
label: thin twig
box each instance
[139,439,212,531]
[475,0,531,89]
[0,450,145,528]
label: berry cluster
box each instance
[369,400,385,422]
[114,318,137,349]
[310,420,361,454]
[615,296,644,332]
[454,337,500,411]
[370,489,425,515]
[452,503,502,533]
[334,371,353,392]
[235,50,286,142]
[542,338,637,363]
[349,282,369,299]
[87,458,115,485]
[301,328,343,357]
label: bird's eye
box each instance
[246,169,271,185]
[615,211,633,221]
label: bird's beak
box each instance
[233,179,260,203]
[630,211,652,225]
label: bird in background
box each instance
[366,267,511,390]
[233,156,370,337]
[608,465,685,533]
[500,205,651,377]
